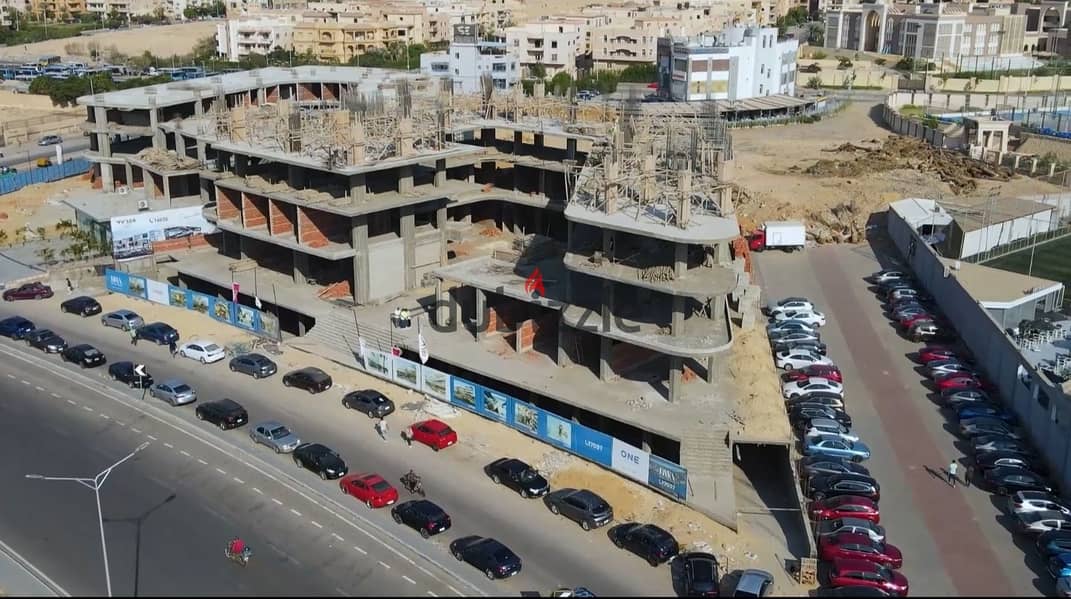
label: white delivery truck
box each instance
[747,220,806,252]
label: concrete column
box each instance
[293,250,310,284]
[124,163,133,187]
[667,357,683,403]
[566,137,577,160]
[100,163,115,192]
[288,164,306,189]
[672,295,685,335]
[351,215,370,304]
[175,132,186,158]
[150,109,164,150]
[196,141,207,164]
[474,288,486,341]
[513,130,523,153]
[194,97,204,117]
[401,205,416,289]
[556,321,572,366]
[675,241,688,277]
[437,205,448,266]
[599,336,613,381]
[349,173,366,202]
[466,164,475,184]
[398,165,414,193]
[435,278,451,328]
[257,87,266,104]
[434,158,447,187]
[163,175,172,202]
[235,154,249,177]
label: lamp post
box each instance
[25,441,150,597]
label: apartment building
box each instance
[825,0,1025,60]
[420,23,519,92]
[1013,0,1071,53]
[293,9,424,63]
[505,17,599,76]
[84,0,158,18]
[29,0,84,18]
[217,11,302,61]
[584,2,736,70]
[0,0,29,26]
[662,25,798,101]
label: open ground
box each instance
[0,22,218,61]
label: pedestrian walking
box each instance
[947,460,959,487]
[129,326,138,346]
[65,277,73,294]
[964,463,974,488]
[375,418,388,442]
[168,338,177,358]
[403,427,413,447]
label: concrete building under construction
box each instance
[78,66,757,525]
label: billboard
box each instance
[392,357,422,390]
[146,279,168,305]
[110,205,217,261]
[421,366,450,400]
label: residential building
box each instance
[292,9,423,64]
[583,3,736,70]
[661,26,798,102]
[420,23,519,92]
[1013,0,1071,53]
[29,0,83,18]
[217,11,302,61]
[505,18,591,76]
[84,0,157,18]
[0,0,30,26]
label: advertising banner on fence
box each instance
[392,357,422,391]
[421,366,450,400]
[188,291,212,315]
[234,304,259,331]
[511,400,540,437]
[167,285,188,308]
[105,269,128,295]
[648,455,688,500]
[573,426,613,467]
[110,205,218,262]
[208,296,234,324]
[146,279,168,305]
[611,438,651,483]
[450,376,480,412]
[480,387,511,423]
[544,412,573,450]
[364,349,393,381]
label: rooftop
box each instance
[941,258,1062,308]
[564,200,740,244]
[61,189,205,224]
[948,196,1054,233]
[889,197,955,230]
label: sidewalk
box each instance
[0,537,67,597]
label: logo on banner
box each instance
[231,282,240,303]
[524,268,545,298]
[418,333,429,364]
[611,438,650,482]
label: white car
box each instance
[782,377,844,399]
[768,298,816,316]
[772,310,827,327]
[873,270,907,284]
[1016,510,1071,536]
[178,340,226,364]
[775,349,833,371]
[1009,491,1071,517]
[804,418,861,443]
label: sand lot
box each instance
[0,22,218,61]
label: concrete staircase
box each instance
[680,422,737,529]
[304,306,416,366]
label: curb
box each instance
[0,537,68,597]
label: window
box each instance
[551,40,558,48]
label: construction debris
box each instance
[135,148,200,170]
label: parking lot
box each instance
[754,233,1043,596]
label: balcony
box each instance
[562,248,737,299]
[560,299,731,357]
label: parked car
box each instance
[815,518,886,544]
[955,404,1016,424]
[790,405,852,429]
[1049,554,1071,580]
[777,341,829,356]
[228,353,278,378]
[918,345,963,364]
[783,377,844,399]
[28,329,66,353]
[0,316,34,339]
[60,295,102,316]
[941,389,991,408]
[808,474,881,502]
[816,585,891,597]
[771,310,827,327]
[146,378,195,406]
[783,365,843,384]
[57,344,102,369]
[342,389,396,418]
[769,332,822,351]
[975,451,1046,475]
[1015,510,1071,536]
[1037,530,1071,558]
[2,282,53,301]
[799,457,871,482]
[959,417,1023,440]
[390,499,452,538]
[733,569,774,597]
[810,495,880,523]
[888,288,930,303]
[1058,576,1071,597]
[178,340,226,364]
[911,321,953,342]
[898,313,936,331]
[544,488,614,531]
[804,419,861,443]
[282,367,333,393]
[1009,491,1071,518]
[107,361,153,387]
[820,533,903,569]
[768,297,816,315]
[38,134,62,146]
[608,522,679,566]
[101,309,144,331]
[786,395,845,411]
[984,467,1053,495]
[871,270,907,284]
[410,418,458,451]
[194,398,248,429]
[136,322,179,345]
[679,552,720,598]
[485,457,550,498]
[449,535,522,580]
[249,420,300,453]
[767,323,818,339]
[973,436,1038,457]
[927,361,978,379]
[804,435,871,462]
[827,558,908,596]
[892,306,932,322]
[292,443,348,480]
[340,473,398,508]
[775,348,833,371]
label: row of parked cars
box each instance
[870,269,1071,595]
[766,296,910,597]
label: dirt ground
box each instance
[727,323,792,443]
[729,102,1067,242]
[0,22,218,61]
[0,177,89,242]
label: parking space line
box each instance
[233,477,244,484]
[115,421,126,427]
[50,392,60,398]
[6,373,14,378]
[289,508,302,517]
[215,468,226,475]
[34,386,43,391]
[378,561,391,569]
[65,399,76,405]
[310,521,323,529]
[180,450,191,457]
[82,406,93,412]
[146,435,157,441]
[164,442,174,449]
[252,487,263,495]
[402,575,416,585]
[353,546,367,555]
[427,592,438,597]
[20,380,29,385]
[331,533,344,542]
[99,414,110,419]
[197,459,207,465]
[130,427,141,433]
[272,498,283,506]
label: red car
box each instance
[820,533,903,569]
[828,558,909,595]
[934,373,983,392]
[917,345,962,364]
[809,495,880,523]
[410,419,458,451]
[339,473,398,508]
[899,313,934,330]
[782,364,843,384]
[2,282,53,301]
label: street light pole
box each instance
[25,441,150,597]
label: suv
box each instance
[195,398,248,430]
[342,389,395,418]
[544,488,614,531]
[680,552,720,597]
[608,522,679,566]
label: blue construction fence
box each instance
[104,268,280,339]
[358,346,689,501]
[0,158,91,195]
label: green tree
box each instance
[0,230,8,246]
[528,63,546,79]
[549,71,572,96]
[806,76,822,89]
[618,63,657,83]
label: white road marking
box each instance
[289,508,302,517]
[50,392,60,398]
[252,487,263,495]
[233,477,244,484]
[197,459,208,465]
[99,414,110,419]
[402,575,416,585]
[427,592,438,597]
[378,561,391,569]
[0,536,71,597]
[82,406,93,412]
[65,399,76,405]
[272,498,284,506]
[146,435,157,441]
[163,442,174,449]
[310,521,323,529]
[180,450,191,457]
[5,373,14,378]
[34,386,43,391]
[448,585,463,596]
[331,533,344,542]
[130,427,141,433]
[115,421,126,427]
[215,468,227,475]
[20,380,29,385]
[353,546,367,555]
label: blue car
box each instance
[803,434,871,462]
[956,404,1017,424]
[1049,552,1071,579]
[0,316,34,339]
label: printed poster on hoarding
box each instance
[611,438,650,483]
[235,304,258,330]
[110,205,217,262]
[392,357,421,390]
[421,366,449,400]
[544,413,573,450]
[146,279,168,305]
[450,377,478,412]
[512,401,540,436]
[364,349,393,380]
[168,286,188,308]
[209,297,233,324]
[480,388,511,422]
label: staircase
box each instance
[304,305,417,367]
[679,421,737,529]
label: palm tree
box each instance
[36,246,55,265]
[0,230,7,246]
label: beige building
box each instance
[216,10,302,61]
[84,0,159,18]
[505,17,596,76]
[293,10,422,63]
[30,0,84,17]
[583,2,737,69]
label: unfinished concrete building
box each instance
[78,66,748,525]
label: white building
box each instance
[662,26,798,102]
[505,18,589,77]
[420,23,519,93]
[216,12,301,61]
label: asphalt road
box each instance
[0,296,679,596]
[0,137,91,170]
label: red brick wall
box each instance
[269,200,293,236]
[732,236,751,274]
[242,193,268,228]
[218,186,240,220]
[516,314,554,353]
[317,280,352,300]
[486,302,526,337]
[322,83,338,101]
[297,207,328,248]
[298,83,317,102]
[266,86,279,103]
[152,234,210,253]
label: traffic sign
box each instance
[133,364,147,377]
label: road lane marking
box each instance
[272,498,283,506]
[289,508,302,517]
[353,546,367,555]
[378,561,391,569]
[20,380,29,385]
[233,477,244,484]
[180,450,191,457]
[99,414,110,419]
[427,592,438,597]
[197,459,207,465]
[310,521,323,529]
[146,435,157,441]
[130,427,141,433]
[332,533,344,542]
[0,536,71,597]
[448,585,463,596]
[215,468,226,475]
[50,392,60,398]
[65,399,76,405]
[402,575,416,585]
[82,406,93,412]
[164,442,174,449]
[5,373,14,378]
[115,421,125,427]
[252,487,263,495]
[34,386,43,391]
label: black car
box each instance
[282,367,333,394]
[448,535,521,580]
[292,443,348,479]
[60,295,102,316]
[136,322,179,345]
[228,353,278,379]
[195,398,248,430]
[608,522,679,566]
[485,457,550,498]
[984,467,1053,496]
[975,451,1047,475]
[680,551,720,597]
[342,389,395,418]
[972,435,1038,457]
[807,473,880,502]
[798,456,870,482]
[27,329,66,353]
[789,405,852,429]
[545,488,614,531]
[785,395,844,411]
[391,499,452,538]
[61,344,106,368]
[0,316,34,339]
[108,361,153,388]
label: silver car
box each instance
[229,353,278,379]
[250,421,301,453]
[148,378,196,406]
[101,309,144,331]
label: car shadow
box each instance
[992,510,1055,595]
